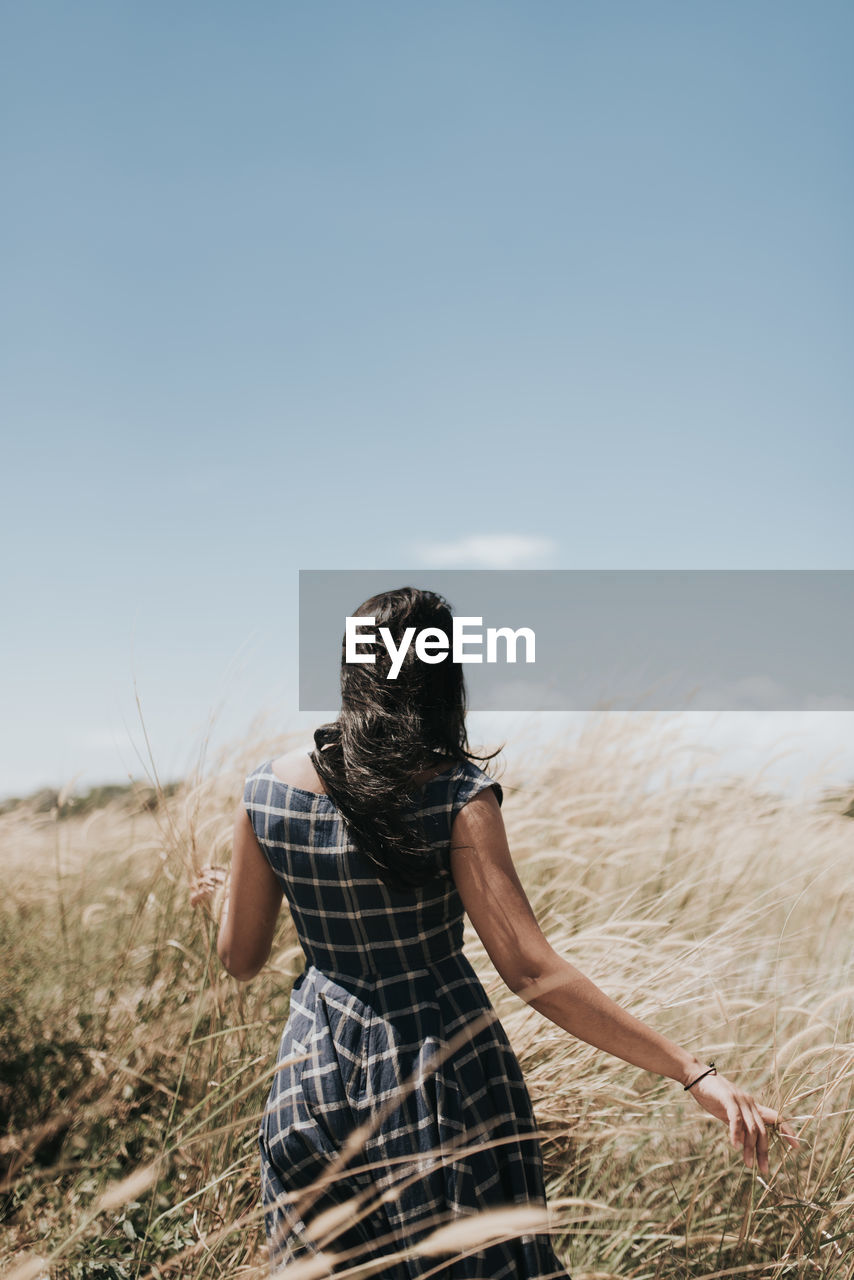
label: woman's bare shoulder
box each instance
[269,744,327,794]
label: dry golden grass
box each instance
[1,714,851,1278]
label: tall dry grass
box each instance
[1,715,852,1279]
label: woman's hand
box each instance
[190,864,228,908]
[686,1068,800,1176]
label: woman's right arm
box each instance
[450,788,800,1176]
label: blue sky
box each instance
[2,2,852,795]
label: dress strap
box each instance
[451,761,503,818]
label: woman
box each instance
[194,586,799,1278]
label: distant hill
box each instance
[0,778,181,819]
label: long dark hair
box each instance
[311,586,499,891]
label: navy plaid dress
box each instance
[244,757,572,1279]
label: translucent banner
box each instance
[299,570,854,712]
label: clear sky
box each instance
[2,2,852,796]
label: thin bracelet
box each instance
[684,1061,717,1091]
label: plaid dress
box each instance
[244,757,572,1279]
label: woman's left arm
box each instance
[215,803,284,981]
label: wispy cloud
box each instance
[412,533,557,569]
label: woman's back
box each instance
[245,753,572,1279]
[243,754,498,977]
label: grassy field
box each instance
[1,717,852,1279]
